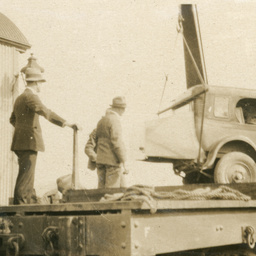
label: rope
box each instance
[158,74,168,114]
[21,72,26,87]
[100,185,251,214]
[10,74,19,93]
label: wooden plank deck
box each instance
[64,183,256,202]
[1,183,256,215]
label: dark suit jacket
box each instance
[96,110,126,166]
[10,88,66,152]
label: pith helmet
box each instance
[25,68,46,82]
[110,96,127,108]
[21,53,44,74]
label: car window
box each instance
[236,98,256,125]
[214,96,229,118]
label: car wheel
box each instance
[214,152,256,183]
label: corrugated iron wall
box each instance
[0,43,19,205]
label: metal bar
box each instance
[72,128,79,190]
[193,4,208,165]
[157,84,207,115]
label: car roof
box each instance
[207,85,256,98]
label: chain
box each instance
[42,226,58,256]
[6,239,20,256]
[245,226,255,249]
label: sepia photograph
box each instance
[1,0,256,255]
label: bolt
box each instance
[79,219,83,225]
[78,243,83,249]
[134,243,139,249]
[18,222,23,228]
[121,221,126,228]
[134,221,139,228]
[234,172,243,181]
[216,225,223,231]
[121,242,126,249]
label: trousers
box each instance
[13,150,38,205]
[96,164,122,188]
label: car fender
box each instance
[202,135,256,170]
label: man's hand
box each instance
[122,163,129,175]
[65,122,82,130]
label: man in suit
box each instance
[10,67,78,205]
[84,126,127,187]
[95,96,129,188]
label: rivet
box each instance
[216,225,223,231]
[121,242,126,249]
[134,243,139,249]
[134,221,139,228]
[121,221,126,228]
[18,222,23,228]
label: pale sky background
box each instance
[1,0,256,195]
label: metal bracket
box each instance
[42,226,59,256]
[243,226,255,249]
[2,234,25,256]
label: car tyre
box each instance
[214,152,256,183]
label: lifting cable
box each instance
[158,73,168,114]
[194,5,208,166]
[158,28,180,114]
[177,5,208,165]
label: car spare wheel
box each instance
[214,152,256,183]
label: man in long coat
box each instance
[95,96,128,188]
[10,67,77,204]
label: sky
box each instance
[1,0,256,195]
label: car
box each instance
[143,84,256,184]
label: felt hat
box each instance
[110,96,126,108]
